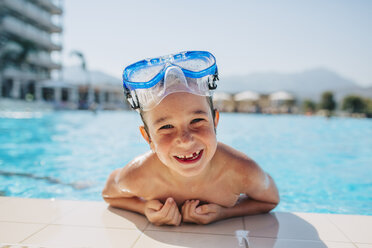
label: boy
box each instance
[102,51,279,226]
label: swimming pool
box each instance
[1,111,371,215]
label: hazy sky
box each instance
[62,0,372,86]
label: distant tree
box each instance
[342,95,367,113]
[366,98,372,118]
[302,99,317,113]
[319,91,336,111]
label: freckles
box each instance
[198,128,215,138]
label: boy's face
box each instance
[140,92,219,178]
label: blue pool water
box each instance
[0,111,371,215]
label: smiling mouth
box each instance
[174,149,203,164]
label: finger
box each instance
[147,200,163,211]
[183,200,191,213]
[176,210,182,226]
[166,201,178,223]
[170,204,181,225]
[159,197,174,217]
[182,200,192,221]
[188,200,200,216]
[191,200,200,210]
[181,200,188,214]
[196,204,209,214]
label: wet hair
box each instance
[139,96,216,139]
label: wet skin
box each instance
[102,92,280,225]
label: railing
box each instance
[32,0,63,15]
[27,53,61,69]
[1,0,62,33]
[2,67,49,81]
[0,16,62,51]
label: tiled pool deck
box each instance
[0,197,371,248]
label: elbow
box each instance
[267,195,280,212]
[263,194,280,214]
[102,195,119,208]
[259,202,278,214]
[101,187,115,204]
[102,193,111,204]
[101,187,109,201]
[273,193,280,206]
[269,201,279,212]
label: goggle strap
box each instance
[208,70,219,90]
[124,87,140,110]
[133,93,140,109]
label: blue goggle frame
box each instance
[123,51,218,90]
[122,51,219,110]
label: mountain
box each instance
[217,68,372,101]
[62,66,372,101]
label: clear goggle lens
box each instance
[123,51,218,110]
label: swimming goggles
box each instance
[122,51,218,111]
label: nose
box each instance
[176,128,193,145]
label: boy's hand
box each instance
[144,197,182,226]
[181,200,225,225]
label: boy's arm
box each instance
[182,160,279,224]
[102,168,182,226]
[102,168,146,215]
[220,160,280,219]
[220,174,279,219]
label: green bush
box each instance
[319,91,336,111]
[342,95,372,117]
[302,99,317,112]
[342,95,367,113]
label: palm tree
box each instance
[70,50,93,109]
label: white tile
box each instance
[22,225,142,248]
[134,230,241,248]
[355,244,372,248]
[0,197,11,204]
[0,222,46,243]
[328,214,372,243]
[324,241,358,248]
[53,201,148,230]
[295,212,350,242]
[249,237,353,248]
[146,216,244,235]
[243,212,349,242]
[0,197,77,224]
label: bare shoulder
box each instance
[215,142,260,172]
[117,151,157,192]
[102,151,159,199]
[214,142,268,192]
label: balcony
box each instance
[32,0,63,15]
[0,0,62,33]
[27,53,62,70]
[0,16,62,51]
[2,67,49,81]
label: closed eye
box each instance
[159,124,173,130]
[191,118,205,124]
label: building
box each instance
[234,91,260,113]
[0,0,63,101]
[213,92,234,112]
[211,90,298,114]
[61,66,126,110]
[268,91,296,113]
